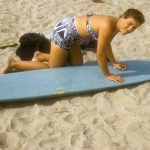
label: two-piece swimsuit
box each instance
[50,15,98,51]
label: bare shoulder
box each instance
[96,16,118,42]
[98,15,117,30]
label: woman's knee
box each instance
[71,59,83,66]
[48,63,60,68]
[48,59,66,68]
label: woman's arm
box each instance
[105,44,117,64]
[105,44,127,71]
[96,21,124,82]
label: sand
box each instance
[0,0,150,149]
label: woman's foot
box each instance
[32,51,44,62]
[0,58,16,74]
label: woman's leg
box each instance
[68,41,83,65]
[0,42,68,73]
[0,58,49,73]
[48,42,68,67]
[33,51,49,62]
[0,40,82,73]
[33,41,83,65]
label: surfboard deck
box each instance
[0,60,150,102]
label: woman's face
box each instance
[119,17,141,35]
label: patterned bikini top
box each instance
[86,14,98,40]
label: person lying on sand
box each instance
[0,8,145,83]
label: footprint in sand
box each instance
[92,0,105,3]
[0,132,19,148]
[64,114,75,124]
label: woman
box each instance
[1,8,145,83]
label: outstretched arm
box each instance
[96,21,124,83]
[105,44,117,64]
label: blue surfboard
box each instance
[0,60,150,102]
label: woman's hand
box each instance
[106,74,124,83]
[113,63,127,71]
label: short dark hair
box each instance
[16,33,50,60]
[121,8,145,24]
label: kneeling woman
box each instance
[1,8,145,83]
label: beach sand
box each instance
[0,0,150,149]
